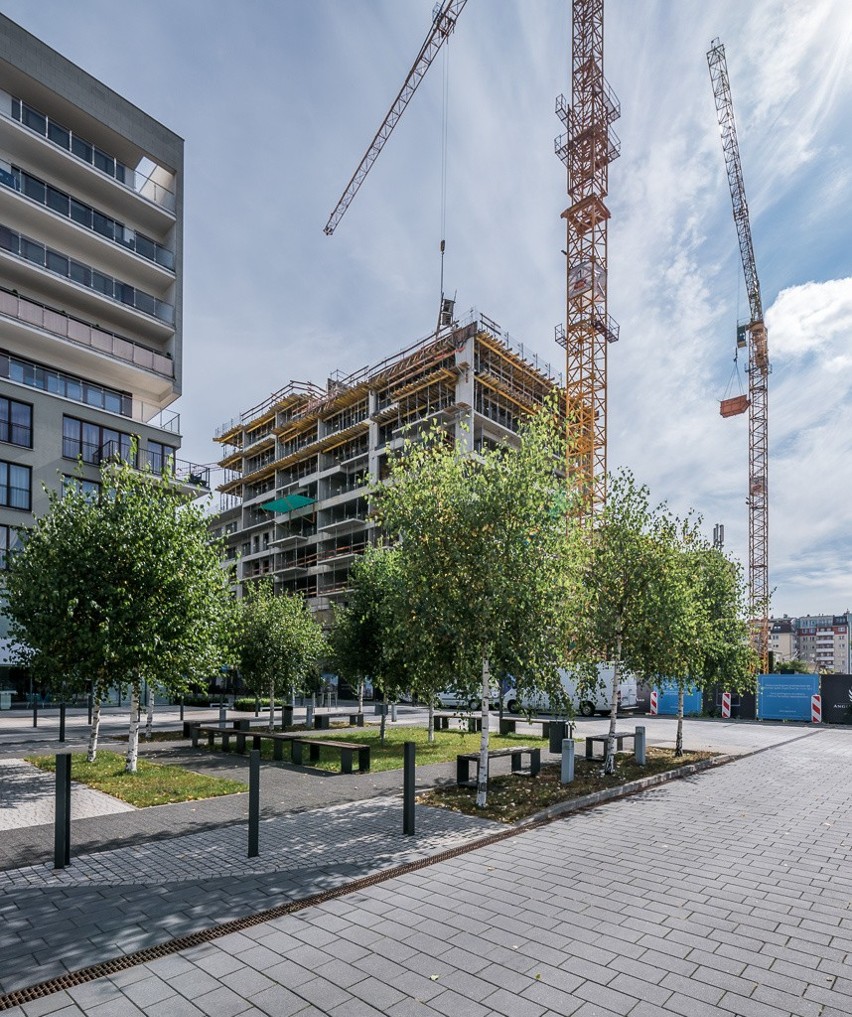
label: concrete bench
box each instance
[499,717,575,752]
[290,738,371,774]
[585,730,636,760]
[190,723,297,760]
[435,712,483,732]
[313,711,364,730]
[456,746,540,786]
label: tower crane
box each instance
[555,0,620,523]
[707,38,770,674]
[324,1,468,237]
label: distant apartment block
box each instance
[794,613,851,675]
[0,16,206,699]
[212,309,564,617]
[768,617,795,664]
[768,613,852,673]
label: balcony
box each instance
[8,98,176,214]
[0,223,174,327]
[0,286,173,379]
[0,164,174,277]
[99,440,210,490]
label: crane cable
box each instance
[438,36,450,313]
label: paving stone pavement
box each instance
[4,727,851,1016]
[0,758,135,831]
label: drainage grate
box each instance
[0,818,540,1012]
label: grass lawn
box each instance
[207,723,549,774]
[26,750,246,807]
[420,747,717,823]
[109,729,187,743]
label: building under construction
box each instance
[213,309,563,617]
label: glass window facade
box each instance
[0,353,130,416]
[0,461,31,510]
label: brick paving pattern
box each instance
[2,717,850,1016]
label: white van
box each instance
[503,664,638,717]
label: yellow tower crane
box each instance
[555,0,620,523]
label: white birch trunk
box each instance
[604,631,622,775]
[125,683,140,773]
[428,700,434,744]
[379,700,387,745]
[358,680,364,716]
[676,686,684,757]
[145,684,154,740]
[475,658,491,808]
[268,679,275,732]
[87,693,102,763]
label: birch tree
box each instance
[235,581,326,731]
[5,456,233,770]
[674,534,755,755]
[328,546,403,743]
[376,405,578,806]
[570,471,697,774]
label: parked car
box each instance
[503,664,638,717]
[436,687,502,711]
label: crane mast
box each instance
[324,0,468,236]
[555,0,620,522]
[707,38,770,674]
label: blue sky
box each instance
[4,0,852,616]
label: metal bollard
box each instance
[248,749,260,858]
[180,698,185,722]
[218,704,227,726]
[33,700,38,728]
[635,726,646,766]
[403,741,415,835]
[254,695,260,718]
[87,693,93,726]
[391,703,397,723]
[54,754,71,869]
[59,703,66,743]
[561,738,575,784]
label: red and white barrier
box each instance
[811,694,822,724]
[649,689,658,716]
[721,691,731,719]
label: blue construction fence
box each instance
[641,673,852,724]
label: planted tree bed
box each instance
[25,751,246,807]
[420,747,717,823]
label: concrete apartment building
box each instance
[0,16,204,699]
[212,309,563,619]
[794,613,851,674]
[768,613,852,673]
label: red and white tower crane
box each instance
[707,38,770,673]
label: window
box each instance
[62,475,100,500]
[0,398,32,448]
[0,461,30,510]
[0,524,23,569]
[62,416,135,466]
[147,440,175,475]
